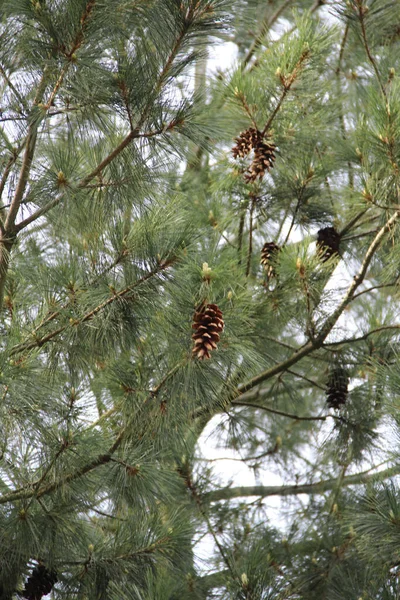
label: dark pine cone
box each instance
[260,242,280,277]
[317,227,341,262]
[23,565,58,600]
[232,127,261,159]
[326,366,349,409]
[192,303,224,360]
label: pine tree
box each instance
[2,0,400,598]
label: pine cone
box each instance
[326,366,349,409]
[244,139,276,183]
[192,303,224,360]
[232,127,260,159]
[317,227,341,262]
[23,565,58,600]
[260,242,280,277]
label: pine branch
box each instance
[178,465,240,585]
[351,281,398,301]
[203,463,400,503]
[232,208,400,397]
[242,0,293,68]
[355,0,387,103]
[0,72,49,311]
[245,194,255,277]
[0,360,180,506]
[250,0,324,72]
[261,48,311,136]
[231,400,342,423]
[10,260,175,357]
[335,23,354,187]
[0,142,25,211]
[323,324,400,347]
[14,24,194,234]
[0,65,28,113]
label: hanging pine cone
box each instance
[244,138,276,183]
[232,127,261,159]
[23,565,58,600]
[192,303,224,360]
[316,227,341,262]
[260,242,280,277]
[326,366,349,409]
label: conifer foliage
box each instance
[1,0,400,599]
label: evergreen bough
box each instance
[0,0,400,598]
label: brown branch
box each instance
[315,209,400,341]
[261,49,311,136]
[323,324,400,348]
[203,463,400,503]
[245,194,255,277]
[0,142,25,209]
[231,400,341,422]
[351,281,398,301]
[0,73,49,311]
[341,228,378,241]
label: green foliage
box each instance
[2,0,400,598]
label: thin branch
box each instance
[231,400,341,422]
[323,324,400,348]
[339,209,370,237]
[316,209,400,340]
[242,0,293,67]
[351,281,398,301]
[356,0,387,103]
[0,142,25,209]
[0,65,28,113]
[0,357,179,505]
[0,73,49,311]
[342,227,378,241]
[335,23,353,187]
[250,0,324,72]
[261,49,311,136]
[245,194,255,277]
[237,208,246,265]
[15,196,63,232]
[178,466,240,584]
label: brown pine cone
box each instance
[261,242,280,277]
[232,127,261,159]
[244,139,276,183]
[192,303,224,360]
